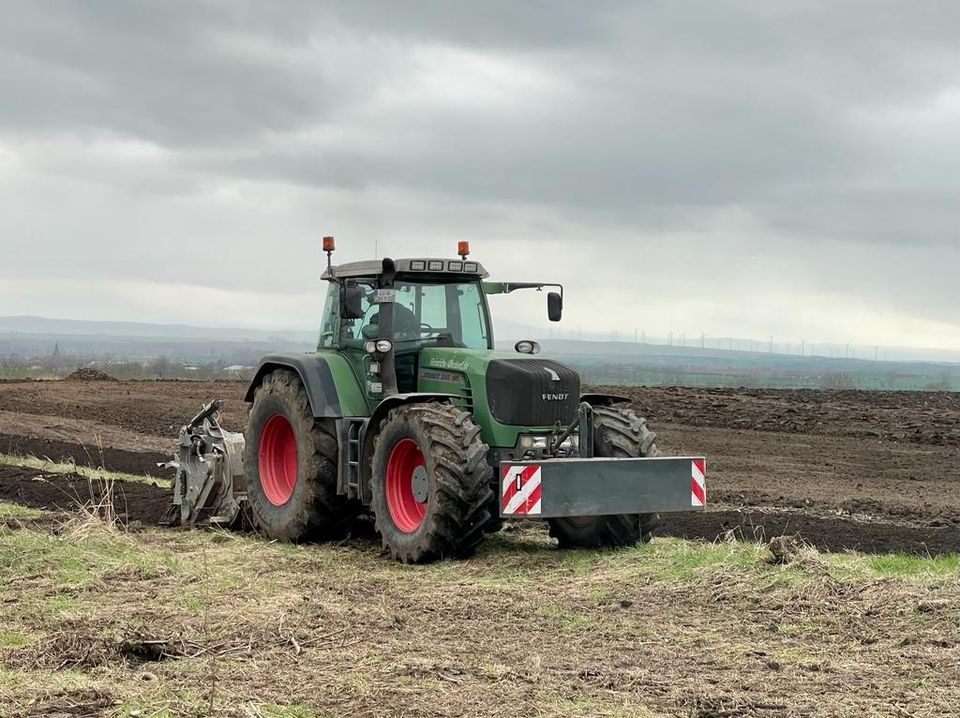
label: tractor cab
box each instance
[318,242,563,408]
[319,256,494,398]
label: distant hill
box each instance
[0,316,316,343]
[2,315,959,390]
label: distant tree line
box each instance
[0,353,253,381]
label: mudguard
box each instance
[580,393,630,407]
[245,353,360,418]
[365,392,462,438]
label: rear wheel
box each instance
[244,369,355,541]
[371,402,494,563]
[548,405,660,548]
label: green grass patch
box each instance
[536,603,605,634]
[0,631,32,647]
[556,537,771,585]
[557,536,960,587]
[816,550,960,582]
[0,665,99,701]
[44,593,78,615]
[113,686,213,718]
[858,552,959,579]
[543,694,655,718]
[0,523,176,591]
[260,706,319,718]
[0,500,43,520]
[0,452,164,487]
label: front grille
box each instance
[486,359,580,426]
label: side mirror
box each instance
[547,291,563,322]
[340,280,365,319]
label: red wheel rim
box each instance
[385,438,427,532]
[258,413,297,506]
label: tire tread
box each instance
[547,405,660,548]
[371,402,495,563]
[244,369,355,541]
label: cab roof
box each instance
[322,257,489,280]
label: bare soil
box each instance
[0,433,168,477]
[0,465,168,525]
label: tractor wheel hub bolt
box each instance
[411,465,429,503]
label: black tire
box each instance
[243,369,355,541]
[548,405,661,548]
[370,402,494,563]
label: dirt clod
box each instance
[767,535,800,564]
[117,636,183,663]
[63,367,118,382]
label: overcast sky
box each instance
[1,2,959,352]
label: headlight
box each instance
[364,340,377,354]
[375,339,393,353]
[514,340,541,354]
[519,435,548,450]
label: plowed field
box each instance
[0,379,957,554]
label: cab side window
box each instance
[419,284,447,330]
[457,282,488,349]
[395,283,446,339]
[317,283,339,349]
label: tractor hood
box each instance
[485,357,580,426]
[419,347,573,374]
[417,347,581,433]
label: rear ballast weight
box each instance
[168,239,707,562]
[500,456,707,518]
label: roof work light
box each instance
[323,235,336,270]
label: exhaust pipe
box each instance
[378,258,399,397]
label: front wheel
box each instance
[548,405,661,548]
[370,403,494,563]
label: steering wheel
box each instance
[419,322,438,336]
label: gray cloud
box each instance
[1,1,959,349]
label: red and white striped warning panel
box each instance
[691,459,706,507]
[501,464,542,516]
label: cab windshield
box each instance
[341,279,492,350]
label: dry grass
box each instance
[0,514,957,718]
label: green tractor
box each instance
[168,239,706,563]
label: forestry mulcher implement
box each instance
[167,239,706,562]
